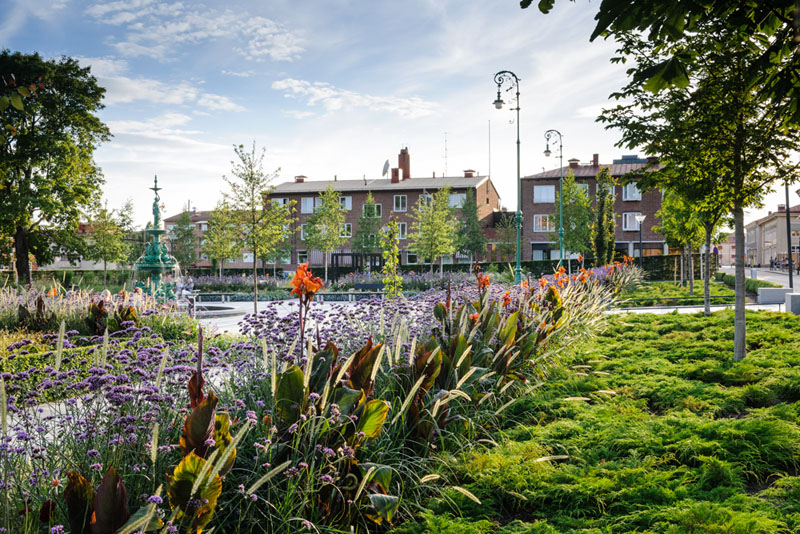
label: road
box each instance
[719,266,799,289]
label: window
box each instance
[243,252,254,263]
[297,250,308,264]
[394,195,407,212]
[533,214,554,232]
[340,223,352,238]
[301,197,315,214]
[420,193,432,206]
[272,197,288,207]
[398,222,407,239]
[406,251,418,264]
[576,183,589,196]
[623,212,643,231]
[339,196,352,211]
[166,224,175,231]
[301,224,308,240]
[622,182,642,201]
[199,223,208,231]
[363,203,382,218]
[449,192,466,207]
[533,185,556,203]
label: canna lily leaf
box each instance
[180,390,218,458]
[500,311,519,348]
[90,467,129,534]
[355,399,390,440]
[309,341,338,392]
[275,365,305,424]
[213,412,236,478]
[414,345,442,397]
[366,494,400,525]
[115,504,164,533]
[65,472,94,534]
[359,463,393,493]
[332,386,364,418]
[348,339,383,394]
[167,452,222,533]
[433,302,447,322]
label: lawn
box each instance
[617,280,736,307]
[395,311,800,533]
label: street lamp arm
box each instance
[494,70,520,89]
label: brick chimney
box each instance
[778,204,786,212]
[646,156,659,164]
[391,168,401,183]
[464,169,475,177]
[568,158,580,169]
[398,147,410,180]
[294,175,306,183]
[592,154,599,167]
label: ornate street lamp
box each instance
[635,214,647,267]
[786,182,794,288]
[544,130,564,263]
[493,70,522,283]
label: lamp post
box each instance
[786,182,794,288]
[635,214,647,268]
[544,130,564,264]
[493,70,522,283]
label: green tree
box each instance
[202,201,239,277]
[0,51,110,284]
[494,213,516,262]
[409,186,456,276]
[380,217,403,298]
[590,168,616,266]
[525,1,800,125]
[306,185,346,281]
[654,190,704,294]
[261,213,295,278]
[169,211,197,270]
[600,22,800,360]
[223,143,289,314]
[86,202,130,288]
[549,170,593,273]
[457,189,486,264]
[352,192,381,260]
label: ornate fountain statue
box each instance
[133,176,179,298]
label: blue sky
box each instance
[3,0,785,225]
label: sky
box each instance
[3,0,791,227]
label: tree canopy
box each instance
[0,50,110,283]
[306,185,346,281]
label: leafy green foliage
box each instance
[306,184,346,280]
[353,191,381,256]
[408,311,800,533]
[169,211,198,270]
[409,186,457,274]
[549,170,593,258]
[86,201,132,287]
[457,189,486,262]
[590,168,616,266]
[380,217,403,298]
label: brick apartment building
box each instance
[268,147,502,269]
[164,148,503,272]
[521,154,667,260]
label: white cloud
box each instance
[85,1,303,62]
[272,78,437,119]
[222,70,255,78]
[1,0,69,39]
[282,109,315,120]
[77,57,244,111]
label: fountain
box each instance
[133,176,179,299]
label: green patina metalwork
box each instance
[133,175,179,299]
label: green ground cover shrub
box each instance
[715,272,782,292]
[618,281,735,307]
[398,311,800,533]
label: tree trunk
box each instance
[14,225,31,286]
[219,261,223,277]
[252,246,259,315]
[688,243,694,295]
[103,259,108,288]
[734,206,746,361]
[324,252,328,282]
[704,225,712,316]
[680,246,685,287]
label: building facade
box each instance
[521,154,667,260]
[165,148,503,272]
[268,148,502,269]
[745,204,800,267]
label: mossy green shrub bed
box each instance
[396,311,800,533]
[715,272,782,292]
[618,281,736,307]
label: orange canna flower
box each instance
[47,288,58,297]
[521,280,529,289]
[469,313,479,322]
[539,278,547,288]
[291,262,325,299]
[502,291,511,307]
[479,274,490,289]
[577,253,583,263]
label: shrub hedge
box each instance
[714,272,782,292]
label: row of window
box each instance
[531,212,645,232]
[299,222,408,240]
[532,182,642,203]
[277,192,470,215]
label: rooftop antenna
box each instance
[488,120,491,178]
[443,131,448,177]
